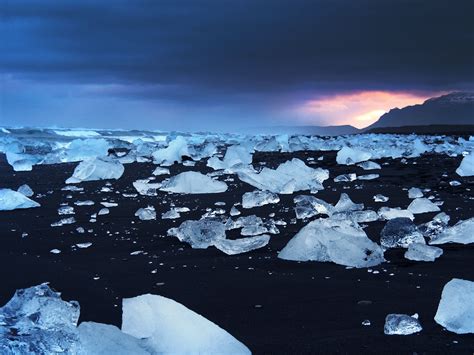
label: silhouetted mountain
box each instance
[367,92,474,129]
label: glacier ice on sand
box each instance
[278,218,384,268]
[160,171,228,194]
[407,198,440,214]
[380,217,425,249]
[434,278,474,334]
[384,314,422,335]
[0,188,40,211]
[429,217,474,245]
[404,243,443,262]
[214,235,270,255]
[66,157,124,184]
[456,153,474,176]
[242,190,280,209]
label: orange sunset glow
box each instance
[298,91,435,128]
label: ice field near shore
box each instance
[0,127,473,353]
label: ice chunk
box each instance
[74,200,94,206]
[358,174,379,180]
[133,179,161,196]
[170,219,226,249]
[135,206,156,221]
[77,322,149,355]
[51,217,76,227]
[333,173,357,183]
[407,198,441,214]
[278,218,384,268]
[380,218,425,249]
[58,205,75,215]
[408,187,423,199]
[429,217,474,245]
[332,210,379,223]
[434,278,474,334]
[214,235,270,255]
[122,294,250,354]
[418,212,450,240]
[152,136,190,166]
[207,145,253,171]
[17,184,34,197]
[456,153,474,176]
[227,215,278,236]
[242,190,279,209]
[160,172,228,194]
[98,208,109,216]
[373,194,389,203]
[378,207,414,221]
[0,283,80,354]
[162,207,190,220]
[357,161,381,170]
[152,167,170,176]
[237,158,329,194]
[66,157,124,184]
[0,188,40,211]
[230,206,241,216]
[334,193,363,213]
[404,243,443,261]
[384,314,422,335]
[294,195,334,219]
[336,146,371,165]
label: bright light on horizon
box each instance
[296,91,436,128]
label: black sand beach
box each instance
[1,151,473,354]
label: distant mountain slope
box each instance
[246,125,360,136]
[366,92,474,129]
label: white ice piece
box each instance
[237,158,329,194]
[336,146,372,165]
[384,314,422,335]
[66,157,124,184]
[434,278,474,334]
[429,218,474,245]
[160,172,228,194]
[278,218,384,268]
[122,294,251,354]
[404,243,443,261]
[17,184,34,197]
[0,188,40,211]
[242,190,280,209]
[407,198,441,214]
[456,153,474,176]
[214,235,270,255]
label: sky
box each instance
[1,0,473,132]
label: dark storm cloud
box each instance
[3,0,473,90]
[1,0,473,130]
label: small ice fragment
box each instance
[0,189,40,211]
[358,174,379,180]
[214,235,270,255]
[74,200,95,206]
[135,206,156,221]
[336,147,371,165]
[230,206,241,216]
[160,172,228,194]
[404,243,443,261]
[152,167,170,176]
[434,278,474,334]
[333,173,357,183]
[429,217,474,245]
[380,218,425,249]
[51,217,76,227]
[408,187,423,199]
[17,184,34,197]
[407,198,441,214]
[384,314,422,335]
[50,249,61,254]
[76,242,92,249]
[378,207,414,221]
[66,157,124,184]
[357,161,381,170]
[98,208,109,216]
[373,194,389,203]
[455,153,474,177]
[242,190,279,209]
[58,205,75,215]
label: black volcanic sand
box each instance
[0,151,473,354]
